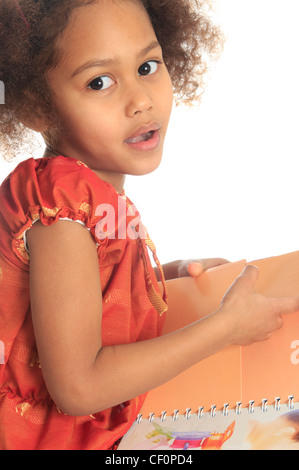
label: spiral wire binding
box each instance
[136,395,297,423]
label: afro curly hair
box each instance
[0,0,223,159]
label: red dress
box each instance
[0,155,167,450]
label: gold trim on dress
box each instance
[79,202,92,216]
[15,402,32,418]
[42,206,60,218]
[136,224,168,317]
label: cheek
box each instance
[161,75,174,116]
[161,92,173,132]
[58,101,110,137]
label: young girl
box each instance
[0,0,298,450]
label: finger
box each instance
[187,258,229,277]
[223,265,260,300]
[239,265,260,284]
[198,258,229,271]
[187,262,204,277]
[274,296,299,316]
[227,265,259,295]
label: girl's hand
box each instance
[184,258,229,278]
[159,258,229,281]
[218,265,299,346]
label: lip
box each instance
[125,122,161,142]
[124,122,161,152]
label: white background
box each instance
[1,0,298,265]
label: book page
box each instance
[119,401,299,450]
[140,252,299,418]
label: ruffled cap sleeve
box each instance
[0,156,127,267]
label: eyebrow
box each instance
[71,40,161,78]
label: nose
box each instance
[124,82,153,117]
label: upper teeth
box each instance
[127,131,153,144]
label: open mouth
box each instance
[125,122,161,151]
[125,131,155,144]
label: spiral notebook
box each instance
[119,251,299,450]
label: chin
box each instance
[129,165,161,177]
[131,154,164,176]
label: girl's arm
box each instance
[27,221,299,416]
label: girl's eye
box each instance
[138,60,160,76]
[88,76,115,91]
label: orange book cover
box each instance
[140,251,299,418]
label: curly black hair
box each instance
[0,0,223,159]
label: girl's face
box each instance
[46,0,173,192]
